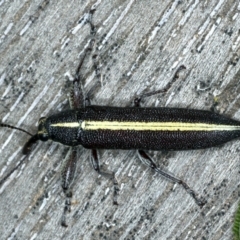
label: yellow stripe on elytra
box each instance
[51,122,80,128]
[50,121,240,131]
[81,121,240,131]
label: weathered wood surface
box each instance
[0,1,240,239]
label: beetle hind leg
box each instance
[137,150,206,207]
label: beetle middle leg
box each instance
[134,64,186,107]
[91,149,119,205]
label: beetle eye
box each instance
[39,133,48,141]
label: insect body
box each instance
[1,10,240,227]
[39,106,240,151]
[3,97,240,226]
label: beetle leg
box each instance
[61,147,78,227]
[69,75,85,109]
[69,10,96,109]
[84,97,91,106]
[90,149,119,205]
[134,65,186,107]
[69,41,94,109]
[137,149,206,207]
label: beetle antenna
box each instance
[0,155,28,188]
[0,123,36,188]
[0,123,33,136]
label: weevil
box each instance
[1,9,240,227]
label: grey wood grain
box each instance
[0,0,240,239]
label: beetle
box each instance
[1,9,240,227]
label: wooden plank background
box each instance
[0,0,240,239]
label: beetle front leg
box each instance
[61,147,78,227]
[91,149,119,205]
[69,9,96,109]
[69,43,94,109]
[137,150,206,207]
